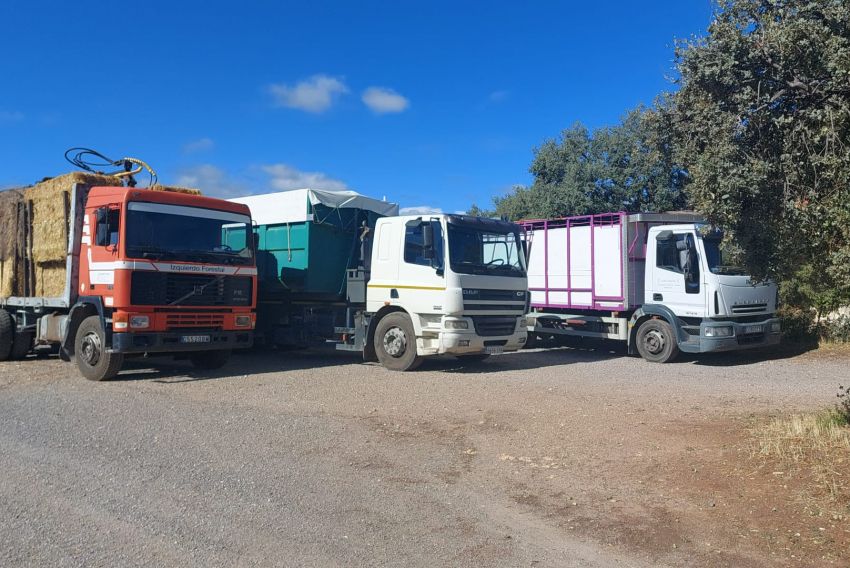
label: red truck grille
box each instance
[165,313,225,329]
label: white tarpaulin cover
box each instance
[229,189,399,225]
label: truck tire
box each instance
[190,349,231,370]
[374,312,424,371]
[9,332,33,360]
[635,319,679,363]
[74,315,124,381]
[0,310,13,361]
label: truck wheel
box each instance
[74,315,124,381]
[635,319,679,363]
[374,313,423,371]
[190,349,231,370]
[9,332,33,360]
[0,310,13,361]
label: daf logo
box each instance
[463,289,478,295]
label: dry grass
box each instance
[752,409,850,500]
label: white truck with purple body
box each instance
[521,212,780,362]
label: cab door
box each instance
[85,204,122,298]
[648,231,703,317]
[394,218,446,315]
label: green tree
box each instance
[671,0,850,296]
[482,108,688,221]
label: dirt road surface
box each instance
[0,345,847,567]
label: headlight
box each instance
[129,315,150,329]
[769,321,781,333]
[445,319,469,330]
[518,317,528,328]
[235,315,253,328]
[704,326,733,337]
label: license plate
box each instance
[180,335,211,344]
[743,325,763,334]
[484,346,504,355]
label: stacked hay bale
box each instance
[0,188,24,298]
[23,172,120,297]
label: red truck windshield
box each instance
[124,202,253,265]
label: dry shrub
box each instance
[752,410,850,500]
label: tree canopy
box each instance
[476,108,688,221]
[670,0,850,290]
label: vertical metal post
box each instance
[589,214,595,309]
[543,220,549,306]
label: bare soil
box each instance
[0,343,848,567]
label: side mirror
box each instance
[422,222,434,260]
[95,208,109,246]
[656,230,673,241]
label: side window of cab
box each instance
[95,206,121,247]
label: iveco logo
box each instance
[738,298,768,304]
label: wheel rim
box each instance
[80,331,102,367]
[382,326,408,358]
[643,329,665,355]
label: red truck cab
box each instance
[69,185,256,379]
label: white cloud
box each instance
[261,164,348,191]
[269,74,349,113]
[488,90,510,103]
[400,205,443,215]
[183,137,214,153]
[0,110,24,123]
[362,87,410,114]
[175,164,246,198]
[176,162,349,197]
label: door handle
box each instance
[653,293,663,301]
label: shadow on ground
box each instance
[82,336,821,383]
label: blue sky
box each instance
[0,0,713,214]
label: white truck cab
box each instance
[642,223,780,357]
[363,214,528,370]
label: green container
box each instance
[247,203,384,302]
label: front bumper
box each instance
[683,318,781,354]
[111,330,253,354]
[423,330,527,355]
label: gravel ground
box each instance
[0,344,846,567]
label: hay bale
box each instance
[150,184,202,195]
[0,188,23,261]
[24,172,119,264]
[0,259,15,297]
[34,261,67,297]
[21,172,120,298]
